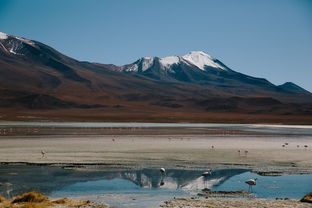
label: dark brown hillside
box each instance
[0,32,311,123]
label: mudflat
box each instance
[160,198,312,208]
[0,133,311,173]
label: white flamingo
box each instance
[159,168,166,186]
[202,170,212,189]
[160,168,166,175]
[245,178,257,192]
[202,170,212,177]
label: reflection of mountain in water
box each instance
[114,168,248,190]
[0,164,247,198]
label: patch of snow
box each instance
[0,32,8,40]
[15,36,35,46]
[141,57,154,71]
[159,56,180,68]
[125,51,225,72]
[182,51,225,70]
[182,176,225,190]
[9,48,17,55]
[125,64,139,72]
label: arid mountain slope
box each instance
[0,32,311,122]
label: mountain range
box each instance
[0,32,311,123]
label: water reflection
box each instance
[0,164,246,198]
[1,122,312,135]
[112,168,247,190]
[1,164,311,203]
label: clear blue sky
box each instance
[1,0,312,91]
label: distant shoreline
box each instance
[1,162,312,176]
[1,108,312,125]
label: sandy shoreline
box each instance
[0,134,311,173]
[160,198,312,208]
[1,125,312,207]
[2,192,311,208]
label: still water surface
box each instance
[0,165,311,208]
[1,122,312,135]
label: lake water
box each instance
[1,122,312,130]
[1,122,312,136]
[0,165,311,208]
[0,123,312,207]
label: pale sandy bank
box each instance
[0,135,311,173]
[160,198,312,208]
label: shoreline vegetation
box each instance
[0,191,111,208]
[0,191,311,208]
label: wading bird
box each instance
[244,150,248,156]
[159,168,166,186]
[245,178,257,192]
[41,150,46,158]
[202,170,212,190]
[160,168,166,175]
[202,170,212,177]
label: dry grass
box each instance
[15,202,51,208]
[0,192,108,208]
[0,192,50,208]
[11,192,48,204]
[300,192,312,203]
[51,198,91,206]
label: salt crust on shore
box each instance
[160,198,312,208]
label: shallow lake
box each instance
[0,123,312,207]
[0,165,311,208]
[1,122,312,135]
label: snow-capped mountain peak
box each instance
[0,32,38,56]
[141,56,155,71]
[159,56,180,68]
[123,51,226,73]
[0,32,8,40]
[182,51,225,70]
[124,56,155,72]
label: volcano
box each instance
[0,32,311,123]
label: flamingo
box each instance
[160,168,166,175]
[202,170,212,190]
[202,170,212,177]
[245,178,257,192]
[41,150,46,158]
[244,150,248,156]
[159,168,166,186]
